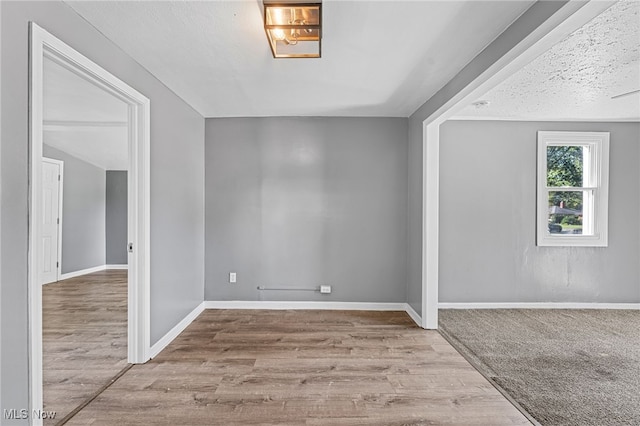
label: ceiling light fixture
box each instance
[264,1,322,58]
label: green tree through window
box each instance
[547,146,583,211]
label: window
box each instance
[537,131,609,247]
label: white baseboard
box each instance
[59,265,106,280]
[438,302,640,310]
[203,301,408,311]
[404,303,422,327]
[105,264,128,270]
[150,302,205,359]
[58,264,129,280]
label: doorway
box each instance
[419,1,617,328]
[29,22,151,420]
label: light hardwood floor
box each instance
[64,309,530,425]
[43,269,128,424]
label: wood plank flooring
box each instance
[43,270,128,424]
[66,309,530,425]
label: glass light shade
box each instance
[264,2,322,58]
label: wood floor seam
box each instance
[55,364,133,426]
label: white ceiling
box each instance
[452,0,640,121]
[43,56,128,170]
[44,126,129,171]
[65,0,534,118]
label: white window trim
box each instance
[537,131,609,247]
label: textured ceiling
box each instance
[44,56,128,170]
[65,0,533,118]
[452,0,640,121]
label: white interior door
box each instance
[42,158,63,284]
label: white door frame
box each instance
[421,1,616,329]
[41,157,64,284]
[29,22,151,421]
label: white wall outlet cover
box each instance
[229,272,237,283]
[320,285,331,294]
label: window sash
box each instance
[546,186,596,191]
[544,188,596,236]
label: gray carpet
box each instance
[439,309,640,426]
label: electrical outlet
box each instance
[229,272,237,283]
[320,285,331,294]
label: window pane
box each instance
[547,191,583,234]
[547,146,583,187]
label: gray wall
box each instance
[106,171,128,265]
[440,120,640,303]
[1,1,204,418]
[0,2,3,412]
[406,1,576,316]
[43,145,106,274]
[205,117,407,303]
